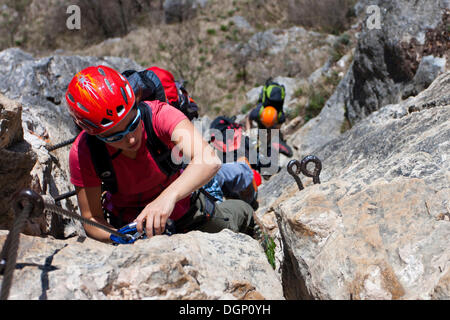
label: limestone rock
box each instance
[0,94,23,149]
[346,0,448,124]
[230,16,254,32]
[255,72,450,299]
[0,94,37,232]
[287,66,352,156]
[163,0,210,24]
[0,229,284,300]
[287,1,448,157]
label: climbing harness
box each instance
[287,155,322,191]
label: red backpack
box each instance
[146,67,198,119]
[147,66,180,106]
[123,67,198,120]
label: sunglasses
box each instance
[97,108,141,143]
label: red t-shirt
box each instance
[69,100,191,223]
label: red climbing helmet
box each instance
[252,169,262,187]
[65,65,135,135]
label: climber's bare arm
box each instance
[75,185,113,243]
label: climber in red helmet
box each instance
[66,65,254,244]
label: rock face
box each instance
[346,0,448,124]
[0,48,142,237]
[0,94,36,231]
[0,229,284,300]
[286,0,448,156]
[255,72,450,299]
[163,0,210,24]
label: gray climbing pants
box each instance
[175,191,254,234]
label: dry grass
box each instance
[287,0,357,35]
[1,0,355,119]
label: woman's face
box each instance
[98,107,143,152]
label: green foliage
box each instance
[213,105,222,114]
[331,32,351,63]
[286,106,300,120]
[304,86,330,123]
[262,234,276,269]
[220,24,229,32]
[158,42,166,51]
[293,87,304,98]
[338,33,351,46]
[207,28,216,36]
[236,70,247,81]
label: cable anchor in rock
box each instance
[1,188,44,300]
[287,155,322,191]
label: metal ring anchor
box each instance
[287,159,304,191]
[12,188,45,219]
[1,189,44,300]
[287,155,322,191]
[300,155,322,184]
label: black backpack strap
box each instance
[85,103,183,194]
[138,102,183,177]
[85,133,119,194]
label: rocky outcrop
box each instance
[237,26,339,83]
[163,0,210,24]
[255,72,450,299]
[0,48,142,237]
[0,94,36,232]
[285,0,448,156]
[346,0,448,124]
[0,229,284,300]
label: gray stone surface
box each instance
[345,0,448,124]
[0,229,284,300]
[255,72,450,300]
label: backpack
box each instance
[259,78,286,111]
[85,102,184,194]
[209,116,244,154]
[124,67,199,120]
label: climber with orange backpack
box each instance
[65,65,254,245]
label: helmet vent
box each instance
[67,93,75,103]
[77,102,89,113]
[98,67,106,76]
[125,83,132,99]
[104,78,114,93]
[100,118,114,127]
[120,87,128,105]
[116,105,125,116]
